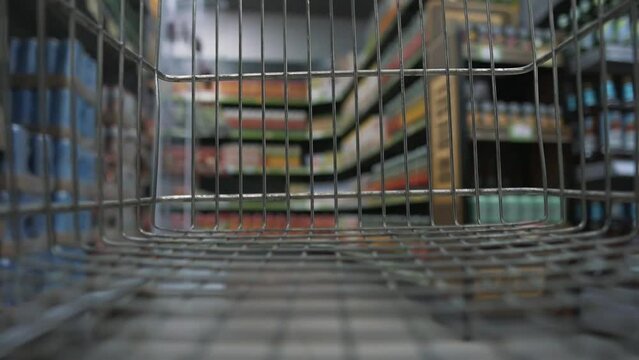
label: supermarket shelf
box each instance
[201,166,325,177]
[171,165,335,179]
[570,45,638,74]
[0,174,97,196]
[573,102,636,117]
[224,128,311,142]
[471,127,572,143]
[463,43,561,67]
[171,89,335,108]
[8,1,143,92]
[578,159,637,182]
[168,122,342,142]
[335,117,428,176]
[357,0,413,70]
[11,75,96,105]
[323,0,414,107]
[167,191,429,213]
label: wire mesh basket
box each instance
[1,0,638,358]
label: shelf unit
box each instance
[162,0,579,228]
[1,0,157,246]
[423,1,571,224]
[540,0,638,230]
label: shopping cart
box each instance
[1,0,638,358]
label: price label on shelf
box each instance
[509,123,534,141]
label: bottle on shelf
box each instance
[621,76,634,104]
[623,111,636,152]
[584,114,597,158]
[497,101,509,128]
[556,13,570,34]
[607,110,624,151]
[605,76,619,104]
[507,102,522,128]
[616,15,631,46]
[578,0,596,50]
[583,82,598,109]
[588,201,605,230]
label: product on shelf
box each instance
[306,152,336,174]
[466,23,553,57]
[467,101,563,137]
[557,1,636,50]
[566,76,635,156]
[623,111,636,152]
[4,124,30,175]
[217,143,303,174]
[264,146,300,169]
[605,76,618,104]
[365,147,429,192]
[340,116,382,168]
[358,0,411,68]
[378,14,424,88]
[310,114,337,138]
[10,38,97,88]
[584,114,598,157]
[162,145,215,175]
[10,90,36,127]
[583,82,598,108]
[340,13,425,131]
[383,80,427,135]
[568,77,635,111]
[220,108,307,131]
[9,37,98,139]
[207,79,308,105]
[621,76,634,104]
[606,110,624,151]
[468,195,562,224]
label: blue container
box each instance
[49,89,72,132]
[84,56,97,89]
[23,38,38,75]
[79,151,97,183]
[52,191,73,234]
[583,84,597,108]
[622,78,634,104]
[590,202,604,224]
[46,39,59,75]
[9,38,21,74]
[80,103,96,139]
[31,133,54,177]
[4,124,30,175]
[54,138,72,181]
[605,78,618,103]
[56,40,84,80]
[74,96,85,135]
[10,90,36,127]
